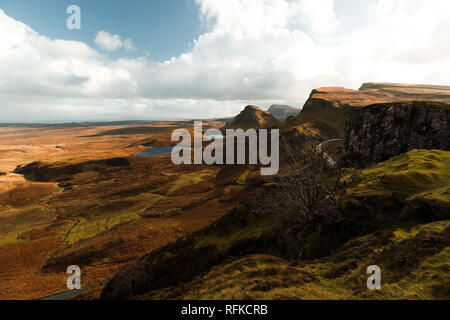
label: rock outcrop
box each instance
[343,102,450,167]
[222,105,280,130]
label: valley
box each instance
[0,120,238,299]
[1,82,449,300]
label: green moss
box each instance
[66,193,164,245]
[349,150,450,205]
[297,103,347,138]
[158,254,356,300]
[0,209,58,246]
[394,220,450,241]
[417,186,450,204]
[171,227,449,300]
[360,248,450,300]
[168,171,210,194]
[0,232,21,246]
[67,216,129,245]
[236,170,250,185]
[194,215,271,252]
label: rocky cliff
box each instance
[343,101,450,167]
[284,96,357,138]
[284,83,450,139]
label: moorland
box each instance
[1,82,449,300]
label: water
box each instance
[135,146,177,157]
[135,133,222,157]
[204,133,224,140]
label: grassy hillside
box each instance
[348,149,450,221]
[283,98,353,139]
[140,220,449,300]
[101,149,450,299]
[350,149,449,199]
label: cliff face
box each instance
[343,102,450,167]
[284,83,450,139]
[283,96,359,138]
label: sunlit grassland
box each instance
[65,192,166,245]
[349,149,450,204]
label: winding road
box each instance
[317,139,344,166]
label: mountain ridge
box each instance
[222,105,281,131]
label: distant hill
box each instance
[284,82,450,139]
[0,120,160,129]
[267,104,300,121]
[222,105,280,131]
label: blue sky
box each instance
[0,0,201,60]
[0,0,448,122]
[0,0,376,60]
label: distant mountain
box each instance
[267,104,300,120]
[222,105,280,130]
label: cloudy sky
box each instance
[0,0,449,122]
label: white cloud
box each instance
[293,0,340,36]
[94,30,136,52]
[134,0,450,101]
[0,0,450,122]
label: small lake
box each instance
[135,146,176,157]
[135,133,223,157]
[135,146,193,157]
[204,133,224,140]
[134,134,224,157]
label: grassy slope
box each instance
[347,149,450,223]
[133,150,450,300]
[283,98,351,139]
[146,223,449,300]
[297,103,346,137]
[349,149,449,200]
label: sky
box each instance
[0,0,449,122]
